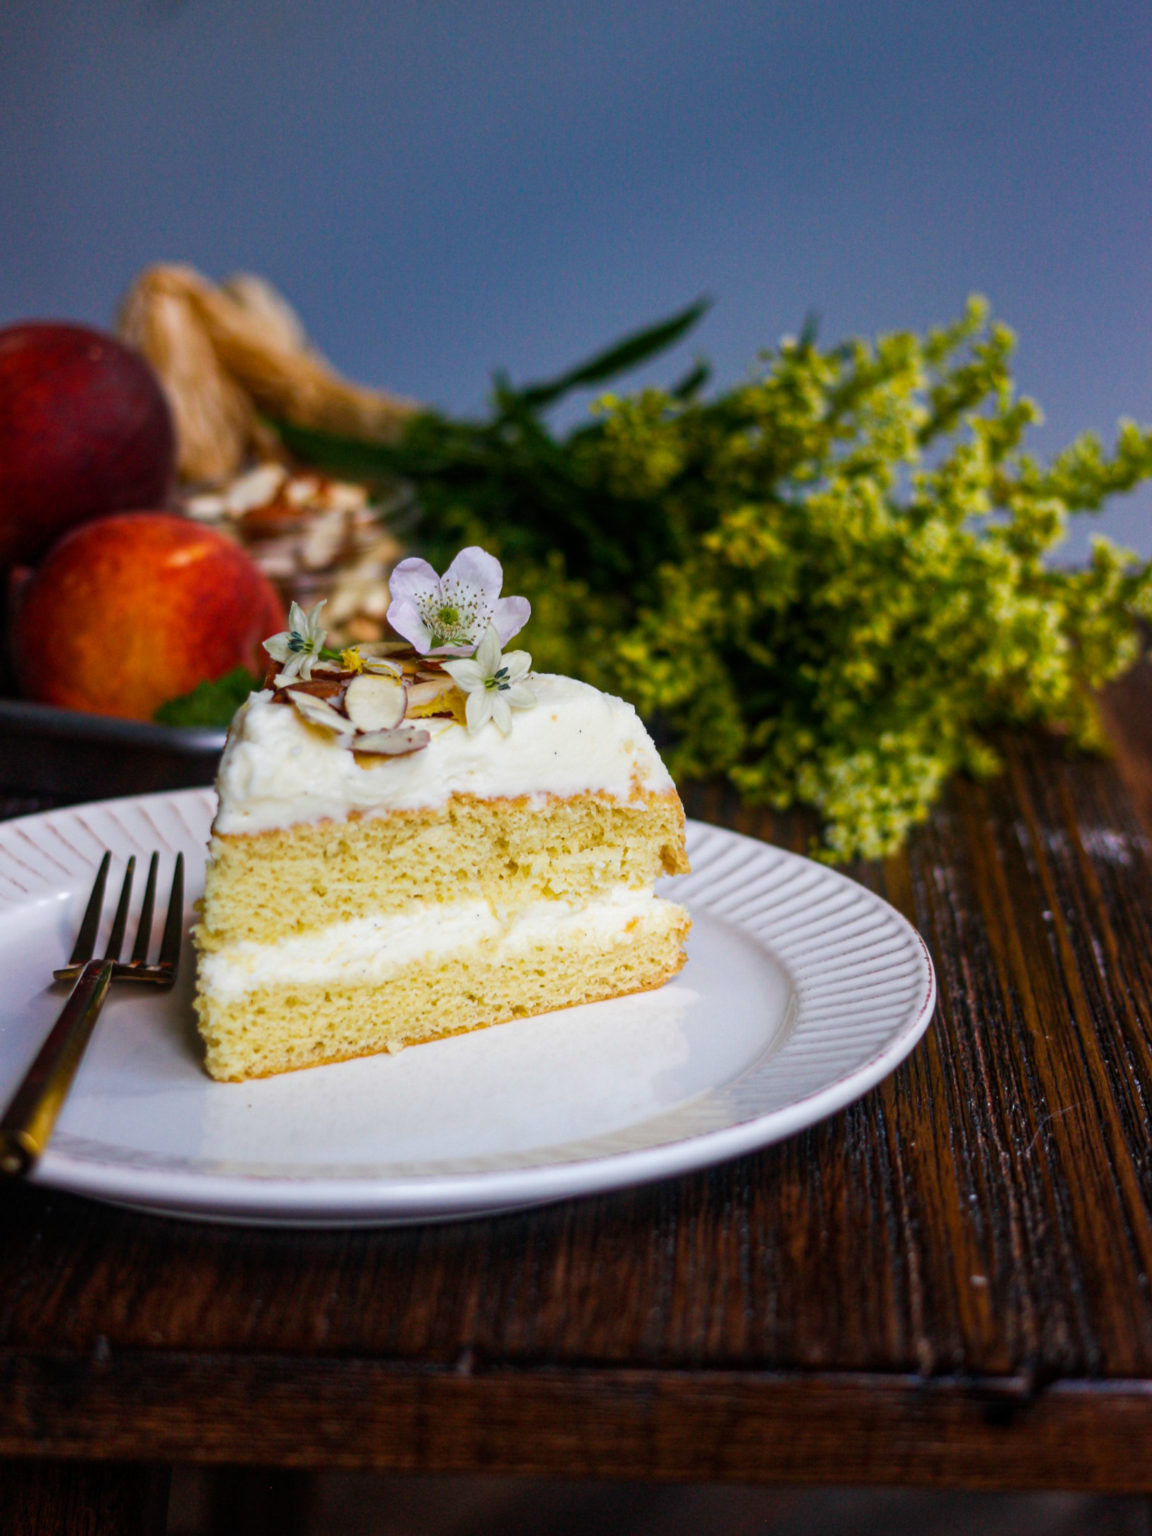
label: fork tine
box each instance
[131,853,159,965]
[157,853,185,974]
[67,851,111,967]
[103,856,136,961]
[3,848,183,1175]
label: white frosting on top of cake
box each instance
[213,673,675,834]
[198,888,681,1001]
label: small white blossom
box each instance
[386,547,530,656]
[442,625,537,735]
[264,600,329,684]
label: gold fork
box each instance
[0,850,184,1177]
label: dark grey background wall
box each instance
[2,0,1149,560]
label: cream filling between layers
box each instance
[198,888,683,1003]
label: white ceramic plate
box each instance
[0,790,935,1226]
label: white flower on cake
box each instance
[442,625,537,735]
[264,599,329,684]
[386,547,530,656]
[261,546,532,750]
[266,601,401,687]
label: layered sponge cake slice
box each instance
[194,661,690,1082]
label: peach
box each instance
[12,513,286,719]
[0,322,176,569]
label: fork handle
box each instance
[0,958,116,1178]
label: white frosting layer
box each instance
[213,673,675,834]
[199,888,680,1001]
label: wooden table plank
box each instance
[8,1353,1152,1492]
[0,1459,169,1536]
[3,673,1152,1488]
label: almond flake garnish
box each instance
[359,655,403,678]
[224,462,287,514]
[287,689,357,734]
[353,726,431,756]
[344,673,407,732]
[405,677,456,709]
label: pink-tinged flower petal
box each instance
[492,595,531,646]
[386,557,441,651]
[387,547,531,657]
[388,556,441,594]
[441,546,504,598]
[428,639,483,657]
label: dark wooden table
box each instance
[5,667,1152,1532]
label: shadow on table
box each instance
[168,1470,1150,1536]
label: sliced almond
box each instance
[344,672,407,731]
[287,689,357,734]
[404,676,454,707]
[223,461,287,515]
[183,492,227,521]
[320,480,370,512]
[273,674,343,700]
[284,474,321,506]
[358,654,403,678]
[300,511,347,571]
[406,678,468,725]
[352,725,431,757]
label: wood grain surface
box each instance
[4,669,1152,1492]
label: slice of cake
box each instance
[193,547,690,1081]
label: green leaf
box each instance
[512,297,711,412]
[154,668,258,729]
[263,295,1152,863]
[265,416,420,480]
[670,358,712,400]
